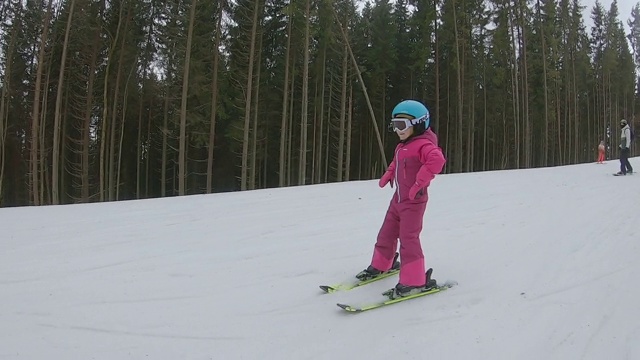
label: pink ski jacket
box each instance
[385,129,446,203]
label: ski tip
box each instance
[337,303,361,312]
[319,285,336,293]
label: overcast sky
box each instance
[583,0,637,32]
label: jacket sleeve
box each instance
[384,145,400,174]
[625,128,631,148]
[414,145,446,189]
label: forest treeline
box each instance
[0,0,638,207]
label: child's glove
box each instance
[379,171,394,188]
[409,184,422,200]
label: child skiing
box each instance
[356,100,446,298]
[597,141,605,164]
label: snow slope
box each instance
[1,158,639,360]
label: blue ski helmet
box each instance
[392,100,430,129]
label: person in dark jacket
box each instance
[615,119,633,175]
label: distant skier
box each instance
[615,119,633,175]
[597,141,605,164]
[355,99,446,298]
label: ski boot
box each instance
[392,268,437,298]
[355,252,400,281]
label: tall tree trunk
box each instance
[298,0,311,185]
[315,45,327,184]
[250,30,263,190]
[337,39,347,182]
[206,4,223,193]
[537,0,550,167]
[82,7,101,202]
[0,5,21,204]
[517,0,530,168]
[345,84,353,181]
[178,0,198,196]
[31,0,52,206]
[452,1,464,172]
[324,79,332,182]
[287,59,296,186]
[161,89,169,197]
[241,0,261,190]
[40,67,52,204]
[310,67,319,183]
[100,2,124,201]
[482,61,487,171]
[117,64,136,199]
[136,79,144,199]
[507,3,520,169]
[278,13,292,187]
[52,0,76,205]
[109,16,129,201]
[145,101,152,198]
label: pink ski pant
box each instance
[371,200,428,287]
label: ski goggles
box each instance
[389,115,428,132]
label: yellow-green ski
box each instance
[336,281,457,312]
[319,268,400,293]
[320,253,400,293]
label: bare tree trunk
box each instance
[324,80,332,182]
[60,86,69,202]
[451,1,464,172]
[345,84,353,181]
[0,4,21,204]
[483,64,488,171]
[178,0,198,195]
[82,8,101,202]
[250,30,263,190]
[206,4,223,193]
[337,39,347,182]
[100,2,124,201]
[30,0,52,205]
[278,14,292,187]
[117,64,136,199]
[537,0,550,167]
[572,58,579,163]
[315,45,327,184]
[556,82,562,164]
[109,20,129,201]
[241,0,261,190]
[446,73,451,168]
[137,2,153,199]
[298,0,311,185]
[136,81,144,199]
[468,83,475,171]
[507,3,520,169]
[501,107,508,168]
[52,0,76,205]
[145,99,152,197]
[287,60,296,186]
[311,70,319,184]
[517,0,530,167]
[161,89,169,197]
[324,75,332,183]
[40,67,52,204]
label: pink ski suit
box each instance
[372,129,446,286]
